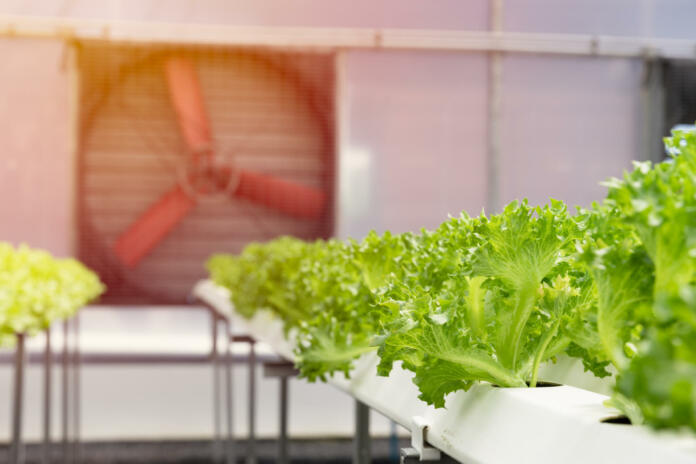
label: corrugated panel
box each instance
[78,44,334,303]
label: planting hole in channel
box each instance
[527,381,562,387]
[491,381,562,388]
[601,415,632,425]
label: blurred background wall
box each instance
[0,0,694,443]
[2,0,695,252]
[0,38,74,256]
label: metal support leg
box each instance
[72,316,80,463]
[62,321,71,464]
[389,420,399,464]
[354,400,371,464]
[247,340,256,464]
[43,328,52,464]
[10,332,26,464]
[223,320,235,464]
[278,376,289,464]
[212,314,222,463]
[263,361,298,464]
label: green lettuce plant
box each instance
[0,243,105,343]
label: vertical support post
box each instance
[389,420,399,464]
[212,313,221,463]
[62,320,71,464]
[278,376,289,464]
[71,316,80,463]
[640,57,665,163]
[353,400,371,464]
[224,321,235,464]
[10,332,27,464]
[44,328,53,464]
[486,0,504,213]
[247,340,256,464]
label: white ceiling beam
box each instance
[1,14,695,59]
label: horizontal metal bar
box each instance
[0,352,283,365]
[0,14,695,59]
[81,304,206,311]
[263,361,299,378]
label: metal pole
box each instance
[640,57,665,163]
[62,320,71,464]
[224,321,235,464]
[389,420,399,464]
[353,400,370,464]
[212,313,221,463]
[10,332,27,464]
[71,316,80,463]
[247,340,256,464]
[43,328,52,464]
[278,376,289,464]
[486,0,503,213]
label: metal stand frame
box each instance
[211,313,236,464]
[10,332,27,464]
[43,328,52,464]
[212,313,222,463]
[353,400,371,464]
[72,315,80,463]
[230,335,256,464]
[263,361,299,464]
[223,320,235,464]
[58,316,81,464]
[62,321,70,464]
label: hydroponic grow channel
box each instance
[194,279,696,464]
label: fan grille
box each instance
[78,44,335,303]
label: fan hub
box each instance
[177,158,239,201]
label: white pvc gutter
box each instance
[194,279,696,464]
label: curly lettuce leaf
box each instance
[0,243,104,340]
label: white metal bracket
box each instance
[406,416,442,461]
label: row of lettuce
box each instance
[208,128,696,432]
[0,244,104,345]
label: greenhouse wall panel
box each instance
[498,54,642,209]
[337,50,489,238]
[504,0,696,39]
[0,37,74,256]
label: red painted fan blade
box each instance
[235,170,326,220]
[165,58,213,157]
[113,186,196,268]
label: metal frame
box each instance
[211,312,236,464]
[43,328,51,464]
[262,361,299,464]
[486,0,503,213]
[353,401,371,464]
[223,321,234,464]
[10,333,27,464]
[229,335,257,464]
[193,281,378,464]
[1,15,696,60]
[2,305,286,464]
[9,318,79,464]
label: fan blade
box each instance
[234,170,326,220]
[165,58,213,157]
[113,186,196,268]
